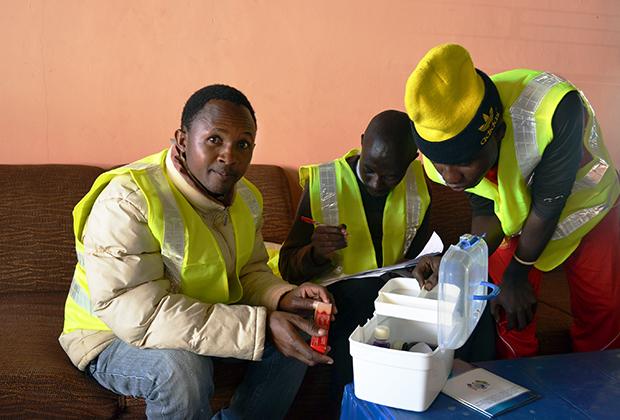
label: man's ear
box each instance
[174,128,187,152]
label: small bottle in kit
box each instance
[372,325,391,348]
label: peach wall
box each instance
[1,0,619,178]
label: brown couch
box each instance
[0,163,572,418]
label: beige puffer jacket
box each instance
[59,150,294,370]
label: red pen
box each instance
[300,216,320,226]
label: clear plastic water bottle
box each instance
[437,234,498,350]
[372,325,391,348]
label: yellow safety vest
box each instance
[424,70,620,271]
[300,149,430,280]
[62,149,262,333]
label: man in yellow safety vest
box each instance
[59,84,335,419]
[407,44,620,358]
[279,109,495,403]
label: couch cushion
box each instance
[0,165,104,294]
[0,292,258,418]
[0,292,122,417]
[245,164,295,243]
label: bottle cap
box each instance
[374,325,390,340]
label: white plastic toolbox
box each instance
[349,234,496,412]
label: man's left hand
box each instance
[491,263,537,331]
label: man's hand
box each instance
[411,255,442,291]
[278,282,338,320]
[491,263,537,330]
[267,311,334,366]
[310,224,347,263]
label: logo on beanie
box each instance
[478,107,499,145]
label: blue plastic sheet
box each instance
[340,349,620,419]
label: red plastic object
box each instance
[310,302,332,354]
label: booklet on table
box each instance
[442,359,540,418]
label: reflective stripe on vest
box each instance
[570,95,608,194]
[510,72,564,182]
[552,92,613,240]
[318,162,340,226]
[237,182,261,226]
[76,250,85,267]
[150,166,184,286]
[551,192,614,240]
[403,165,421,254]
[572,157,608,193]
[68,274,93,315]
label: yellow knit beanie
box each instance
[404,43,502,164]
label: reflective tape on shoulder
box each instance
[318,162,339,225]
[510,72,564,181]
[147,167,184,287]
[403,166,420,256]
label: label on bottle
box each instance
[310,302,332,354]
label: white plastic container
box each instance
[349,234,498,412]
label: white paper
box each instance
[413,231,444,259]
[318,232,444,286]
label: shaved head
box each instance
[358,110,419,196]
[363,110,417,163]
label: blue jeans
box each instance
[87,338,307,420]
